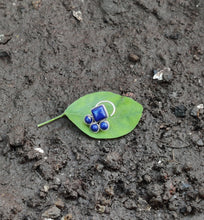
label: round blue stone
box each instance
[84,115,92,124]
[100,121,109,130]
[90,123,99,133]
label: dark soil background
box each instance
[0,0,203,219]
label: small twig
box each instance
[169,149,179,164]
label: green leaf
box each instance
[38,91,143,139]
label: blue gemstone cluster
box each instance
[84,105,110,133]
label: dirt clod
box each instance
[102,151,121,170]
[59,179,82,199]
[173,105,187,118]
[124,199,137,210]
[8,126,25,147]
[147,184,163,198]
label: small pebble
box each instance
[34,147,44,154]
[61,213,72,220]
[190,104,203,117]
[143,174,151,183]
[105,186,114,196]
[186,206,192,213]
[44,185,49,192]
[199,187,204,198]
[42,206,61,219]
[137,197,151,211]
[55,177,61,184]
[193,54,199,61]
[174,105,187,117]
[32,0,41,9]
[95,204,106,213]
[153,69,164,80]
[128,53,140,62]
[191,134,204,147]
[197,104,204,110]
[0,50,11,60]
[0,34,12,44]
[153,67,173,82]
[55,198,65,209]
[73,11,82,21]
[197,139,204,147]
[95,163,104,172]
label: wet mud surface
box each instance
[0,0,204,219]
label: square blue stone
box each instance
[91,105,108,122]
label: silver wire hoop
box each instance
[95,100,116,117]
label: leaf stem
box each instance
[37,113,65,128]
